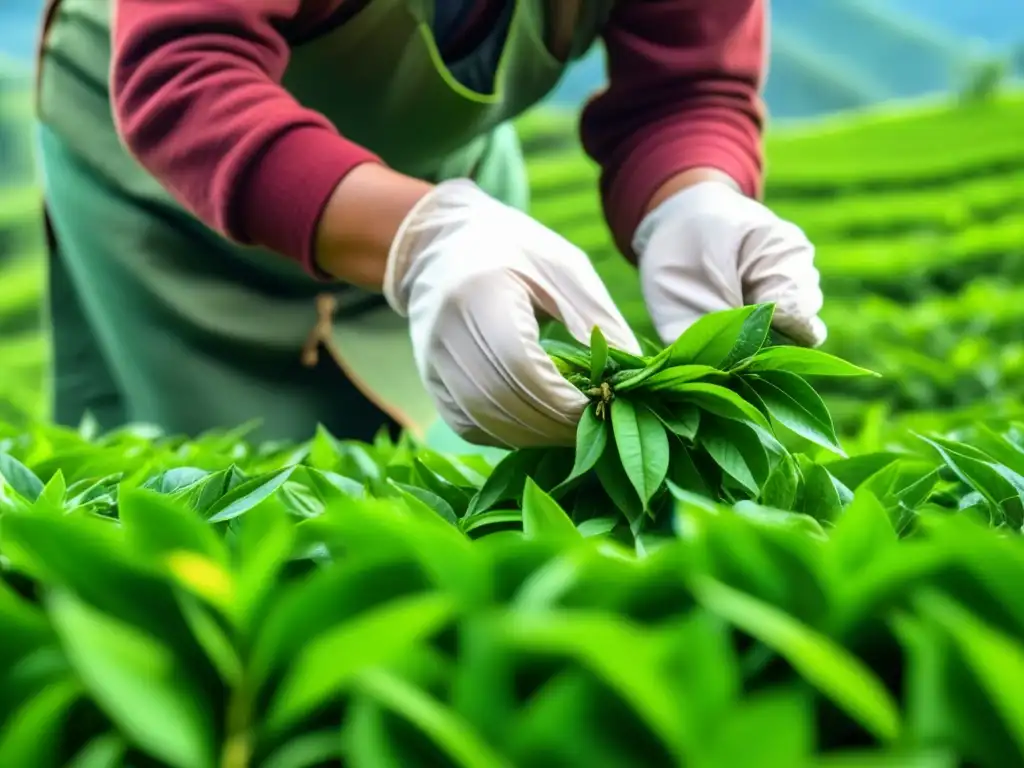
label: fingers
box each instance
[414,271,589,448]
[739,219,828,347]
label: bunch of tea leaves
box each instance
[465,303,879,540]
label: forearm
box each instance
[313,164,433,289]
[644,167,742,216]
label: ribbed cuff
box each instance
[236,124,383,280]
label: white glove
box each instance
[633,181,827,347]
[384,179,640,449]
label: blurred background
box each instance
[1,0,1023,444]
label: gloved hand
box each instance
[633,181,827,347]
[384,179,640,448]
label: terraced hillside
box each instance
[2,89,1024,440]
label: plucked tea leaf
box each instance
[551,406,607,494]
[722,302,776,369]
[47,590,217,768]
[660,382,772,431]
[639,365,722,392]
[699,416,770,495]
[747,371,844,454]
[741,346,878,378]
[666,305,760,368]
[693,576,901,742]
[653,403,701,440]
[589,326,609,385]
[610,399,670,509]
[596,443,644,525]
[522,478,580,541]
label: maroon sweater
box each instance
[99,0,765,273]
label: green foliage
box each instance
[1,388,1023,765]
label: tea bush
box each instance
[2,303,1024,767]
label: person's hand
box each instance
[633,180,827,347]
[384,179,640,448]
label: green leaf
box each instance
[261,732,340,768]
[607,348,671,391]
[659,382,772,431]
[176,592,243,686]
[465,449,544,517]
[829,490,898,576]
[206,467,295,523]
[589,326,609,385]
[0,453,44,502]
[0,679,81,767]
[747,371,844,455]
[540,339,591,372]
[916,592,1024,761]
[799,460,846,523]
[596,445,644,525]
[639,365,722,392]
[268,592,456,731]
[65,734,127,768]
[918,435,1024,528]
[356,668,513,768]
[760,454,800,511]
[699,416,770,495]
[119,488,227,563]
[653,403,701,440]
[693,576,901,742]
[610,399,670,509]
[666,305,760,368]
[722,302,776,368]
[390,482,458,526]
[522,478,580,541]
[667,440,713,498]
[741,346,878,377]
[502,611,690,763]
[47,590,217,768]
[552,406,608,494]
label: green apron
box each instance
[35,0,612,449]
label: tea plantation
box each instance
[2,78,1024,766]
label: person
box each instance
[32,0,825,450]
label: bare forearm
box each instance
[312,164,434,290]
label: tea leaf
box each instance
[693,576,901,742]
[356,668,513,768]
[610,399,670,509]
[268,592,455,730]
[47,590,217,768]
[465,449,544,517]
[653,403,701,441]
[589,326,609,385]
[640,365,722,392]
[747,371,844,455]
[659,382,772,431]
[0,679,81,767]
[741,347,879,378]
[0,453,44,502]
[666,305,760,368]
[699,416,770,495]
[722,302,776,369]
[596,444,644,525]
[206,467,295,523]
[522,478,580,541]
[552,406,608,493]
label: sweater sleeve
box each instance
[579,0,767,260]
[110,0,382,275]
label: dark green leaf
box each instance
[0,453,44,502]
[610,399,670,509]
[552,406,608,494]
[699,416,770,495]
[722,303,776,369]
